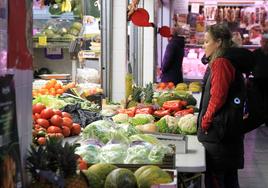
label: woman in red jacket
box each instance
[197,24,246,188]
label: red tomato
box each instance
[62,117,73,129]
[36,119,50,129]
[37,137,46,145]
[34,113,41,120]
[62,126,71,137]
[34,124,41,129]
[78,160,88,170]
[167,82,175,89]
[62,112,72,119]
[71,123,81,135]
[40,108,54,119]
[47,133,64,139]
[32,103,46,114]
[53,109,62,117]
[50,115,63,127]
[47,126,62,134]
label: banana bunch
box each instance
[175,83,188,91]
[61,0,72,12]
[189,82,202,93]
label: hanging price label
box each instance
[38,36,47,46]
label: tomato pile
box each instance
[32,103,81,145]
[156,82,175,90]
[32,79,76,98]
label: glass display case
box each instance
[32,0,83,48]
[183,45,207,82]
[0,0,8,75]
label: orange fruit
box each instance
[56,88,64,95]
[54,83,62,90]
[49,79,57,86]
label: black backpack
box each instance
[223,47,266,133]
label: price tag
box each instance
[38,36,47,46]
[78,50,96,59]
[191,3,200,14]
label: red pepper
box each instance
[179,100,188,107]
[126,107,136,117]
[154,109,171,117]
[162,100,182,111]
[117,107,136,117]
[174,108,194,117]
[136,107,154,115]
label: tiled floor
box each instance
[239,125,268,188]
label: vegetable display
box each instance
[32,103,82,145]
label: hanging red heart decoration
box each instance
[158,26,172,38]
[130,8,154,27]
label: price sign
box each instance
[78,50,96,59]
[38,36,47,46]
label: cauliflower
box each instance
[112,113,129,123]
[129,114,154,126]
[155,115,180,134]
[178,114,197,134]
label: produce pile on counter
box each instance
[76,120,173,164]
[155,82,202,93]
[110,82,200,135]
[29,81,201,187]
[32,86,102,145]
[32,79,76,97]
[26,138,176,188]
[33,79,103,98]
[84,163,175,188]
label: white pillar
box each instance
[111,0,128,102]
[143,0,155,86]
[162,0,173,57]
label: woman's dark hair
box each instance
[207,24,233,61]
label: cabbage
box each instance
[75,144,100,163]
[116,123,140,137]
[148,146,166,164]
[82,120,113,143]
[109,128,130,144]
[33,95,67,109]
[112,113,129,123]
[178,114,197,134]
[129,114,154,126]
[99,143,127,163]
[124,144,151,164]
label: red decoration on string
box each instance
[129,8,172,38]
[130,8,154,27]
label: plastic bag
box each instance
[99,143,128,163]
[76,68,100,84]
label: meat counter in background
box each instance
[183,47,207,82]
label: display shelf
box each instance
[33,41,71,48]
[33,7,80,20]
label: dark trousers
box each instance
[254,79,268,125]
[205,170,240,188]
